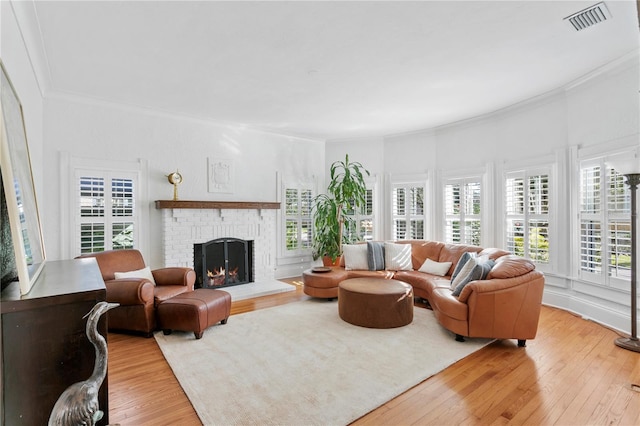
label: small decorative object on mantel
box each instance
[167,170,183,201]
[48,301,119,426]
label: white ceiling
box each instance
[24,1,640,140]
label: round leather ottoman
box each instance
[338,278,413,328]
[302,267,348,299]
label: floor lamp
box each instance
[606,154,640,353]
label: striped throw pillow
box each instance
[367,241,385,271]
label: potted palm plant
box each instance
[312,154,370,265]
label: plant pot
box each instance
[322,255,342,267]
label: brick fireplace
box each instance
[156,201,279,283]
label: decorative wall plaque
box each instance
[208,158,235,194]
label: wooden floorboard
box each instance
[107,278,640,425]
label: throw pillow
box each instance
[418,258,452,276]
[450,255,477,290]
[384,242,413,271]
[367,241,385,271]
[450,252,477,284]
[114,266,156,285]
[451,257,496,297]
[343,244,369,270]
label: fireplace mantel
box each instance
[155,200,280,210]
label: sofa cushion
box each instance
[343,244,369,270]
[395,270,449,300]
[114,266,156,285]
[154,285,191,307]
[402,240,445,270]
[367,241,385,271]
[487,255,535,279]
[451,256,495,297]
[418,258,452,276]
[430,287,468,321]
[385,242,413,271]
[478,247,510,260]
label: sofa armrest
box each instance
[105,278,155,306]
[459,271,545,340]
[152,267,196,291]
[457,270,543,303]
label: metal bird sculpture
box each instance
[48,301,119,426]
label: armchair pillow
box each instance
[114,266,157,285]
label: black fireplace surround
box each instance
[194,238,254,289]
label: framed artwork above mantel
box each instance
[0,60,46,295]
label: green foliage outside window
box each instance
[512,227,549,262]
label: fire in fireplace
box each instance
[194,238,254,289]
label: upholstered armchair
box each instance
[77,249,195,336]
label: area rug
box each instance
[155,299,492,425]
[218,279,296,301]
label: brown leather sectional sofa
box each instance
[303,240,545,346]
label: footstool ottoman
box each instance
[302,267,348,300]
[338,278,413,328]
[158,289,231,339]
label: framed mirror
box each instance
[0,60,46,295]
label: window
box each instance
[76,171,137,255]
[283,185,313,254]
[444,179,481,245]
[505,171,550,263]
[392,183,425,240]
[579,160,629,284]
[343,187,375,241]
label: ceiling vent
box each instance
[564,2,611,31]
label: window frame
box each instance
[75,170,138,255]
[578,156,630,290]
[281,183,315,257]
[61,153,148,259]
[277,173,316,260]
[389,176,427,241]
[504,167,551,271]
[343,177,378,242]
[443,177,482,246]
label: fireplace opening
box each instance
[194,238,254,289]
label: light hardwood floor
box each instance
[108,279,640,425]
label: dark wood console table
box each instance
[1,258,108,425]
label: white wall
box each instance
[1,1,45,205]
[41,96,325,267]
[325,136,385,182]
[3,0,327,274]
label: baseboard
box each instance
[543,288,636,335]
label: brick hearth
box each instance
[159,208,277,283]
